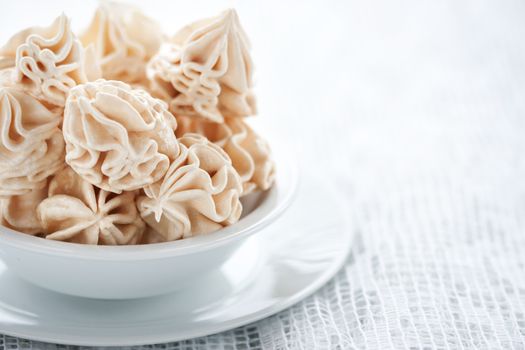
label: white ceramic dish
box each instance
[0,174,352,346]
[0,152,297,299]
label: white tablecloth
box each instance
[1,0,525,348]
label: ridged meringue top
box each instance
[63,79,178,193]
[148,9,256,122]
[2,14,100,107]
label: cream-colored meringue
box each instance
[63,79,178,193]
[81,1,163,84]
[1,185,47,235]
[137,134,243,242]
[176,117,275,195]
[0,87,64,197]
[37,167,145,245]
[147,9,256,123]
[4,14,100,107]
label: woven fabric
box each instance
[2,0,525,349]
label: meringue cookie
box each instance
[81,1,163,84]
[0,87,64,197]
[137,134,243,241]
[63,79,178,193]
[7,14,100,107]
[147,9,256,122]
[1,185,47,235]
[177,117,275,195]
[37,167,145,245]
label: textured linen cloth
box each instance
[2,0,525,349]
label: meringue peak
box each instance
[148,8,256,122]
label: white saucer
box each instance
[0,176,352,346]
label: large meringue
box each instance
[4,14,100,107]
[0,87,64,197]
[147,9,256,123]
[81,1,163,85]
[1,186,47,235]
[63,79,178,193]
[37,167,145,245]
[137,134,243,242]
[176,117,275,195]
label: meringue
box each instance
[137,134,243,241]
[0,87,64,197]
[1,186,47,235]
[6,14,100,107]
[0,7,276,246]
[63,79,178,193]
[176,117,275,195]
[147,9,256,122]
[37,167,145,245]
[81,1,163,85]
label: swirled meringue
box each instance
[5,14,100,107]
[81,1,163,85]
[0,87,64,197]
[176,117,275,195]
[147,9,256,122]
[1,185,47,235]
[137,134,243,241]
[37,167,145,245]
[63,79,178,193]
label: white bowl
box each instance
[0,153,297,299]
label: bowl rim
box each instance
[0,150,298,260]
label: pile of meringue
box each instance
[0,2,275,245]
